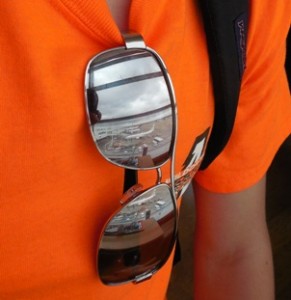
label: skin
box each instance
[193,176,274,299]
[106,1,275,299]
[106,0,131,32]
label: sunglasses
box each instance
[84,33,178,285]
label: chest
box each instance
[106,0,131,31]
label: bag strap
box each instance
[198,0,249,169]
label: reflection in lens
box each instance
[85,48,174,169]
[97,184,176,285]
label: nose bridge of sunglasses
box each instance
[121,167,163,205]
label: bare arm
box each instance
[193,175,275,300]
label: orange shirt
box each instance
[0,0,290,299]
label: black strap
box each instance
[123,169,138,193]
[198,0,249,169]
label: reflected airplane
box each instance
[124,124,155,140]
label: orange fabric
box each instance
[195,1,291,192]
[0,0,290,299]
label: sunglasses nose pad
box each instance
[97,184,177,285]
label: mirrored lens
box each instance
[85,48,174,169]
[97,184,176,285]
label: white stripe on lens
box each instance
[91,55,161,87]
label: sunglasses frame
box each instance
[84,33,179,285]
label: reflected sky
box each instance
[96,77,170,120]
[87,49,171,120]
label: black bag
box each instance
[198,0,249,169]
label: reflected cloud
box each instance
[97,77,169,120]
